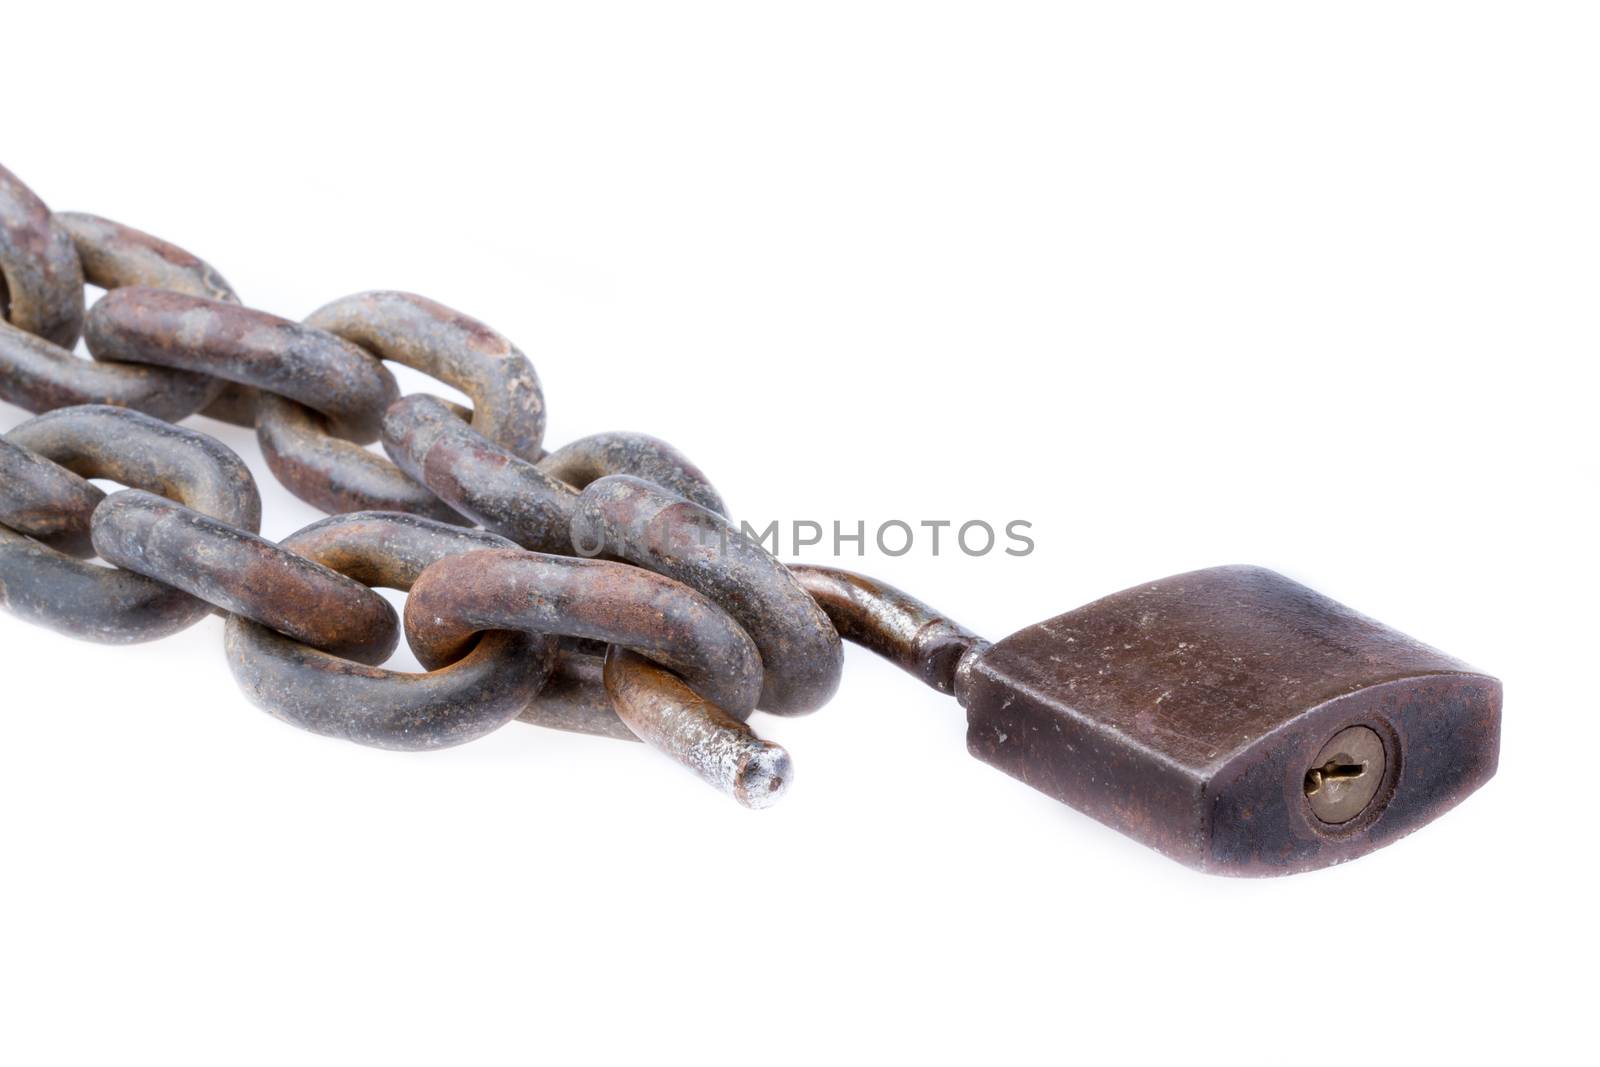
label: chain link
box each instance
[0,161,986,808]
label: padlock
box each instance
[955,565,1501,875]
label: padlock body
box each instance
[957,565,1500,875]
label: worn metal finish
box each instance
[0,307,223,420]
[0,525,211,644]
[790,564,986,695]
[224,512,552,750]
[193,382,261,427]
[383,394,578,553]
[55,212,237,303]
[539,432,727,517]
[405,547,763,716]
[0,437,102,557]
[84,288,398,442]
[0,187,254,422]
[256,395,468,524]
[6,406,262,530]
[604,648,791,808]
[957,565,1502,875]
[573,475,843,715]
[92,490,398,664]
[0,405,260,641]
[307,291,546,457]
[265,511,512,590]
[258,292,546,518]
[54,210,255,427]
[0,164,83,349]
[520,649,636,740]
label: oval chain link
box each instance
[0,405,261,641]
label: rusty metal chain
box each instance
[0,162,986,808]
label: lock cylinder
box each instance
[954,565,1501,876]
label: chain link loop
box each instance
[383,393,578,553]
[224,512,553,750]
[55,211,258,427]
[0,405,260,641]
[92,489,400,664]
[259,290,546,521]
[570,474,844,714]
[405,547,765,716]
[86,288,400,442]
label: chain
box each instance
[0,162,986,808]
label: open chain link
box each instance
[0,162,984,807]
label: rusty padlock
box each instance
[957,565,1500,875]
[798,562,1500,875]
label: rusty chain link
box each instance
[0,161,987,808]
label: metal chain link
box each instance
[0,161,986,808]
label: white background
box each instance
[3,3,1594,1064]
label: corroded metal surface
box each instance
[573,475,842,715]
[258,292,546,518]
[55,212,237,303]
[0,164,83,348]
[0,436,102,557]
[0,308,223,420]
[217,510,636,742]
[405,547,763,716]
[539,432,727,517]
[269,511,513,589]
[256,395,467,523]
[225,512,552,750]
[7,405,262,529]
[0,405,260,641]
[520,649,636,740]
[604,648,790,808]
[85,288,398,442]
[0,180,253,422]
[0,525,209,644]
[54,210,255,426]
[958,565,1503,876]
[306,291,546,458]
[790,564,986,695]
[92,489,397,664]
[383,394,578,553]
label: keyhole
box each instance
[1304,726,1388,826]
[1304,757,1366,796]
